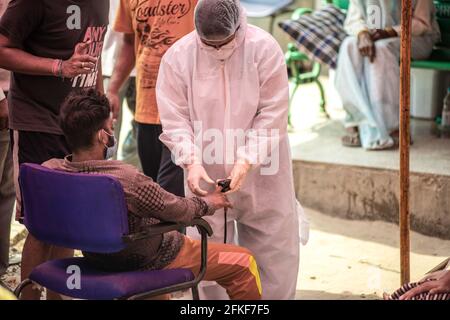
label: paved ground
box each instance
[296,208,450,300]
[4,207,449,300]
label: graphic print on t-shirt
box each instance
[130,0,193,89]
[71,26,107,88]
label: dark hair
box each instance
[60,89,111,152]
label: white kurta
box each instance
[156,15,305,300]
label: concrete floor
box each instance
[288,76,450,176]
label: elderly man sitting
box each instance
[38,89,262,300]
[335,0,441,150]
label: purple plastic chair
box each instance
[14,164,213,300]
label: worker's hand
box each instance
[227,160,251,194]
[106,90,121,121]
[0,98,8,130]
[61,42,98,78]
[187,164,215,196]
[400,271,450,300]
[370,28,398,42]
[204,186,233,211]
[357,30,376,62]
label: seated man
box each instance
[385,261,450,300]
[42,88,262,300]
[335,0,440,150]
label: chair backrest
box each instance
[19,164,129,254]
[327,0,349,10]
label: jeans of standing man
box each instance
[0,129,15,276]
[103,76,140,169]
[136,123,185,197]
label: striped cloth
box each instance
[279,5,347,69]
[387,279,450,300]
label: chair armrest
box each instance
[292,8,313,20]
[122,218,213,243]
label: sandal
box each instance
[342,127,362,147]
[342,134,362,147]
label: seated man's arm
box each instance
[400,270,450,300]
[344,0,368,36]
[129,172,226,224]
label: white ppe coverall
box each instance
[156,14,307,300]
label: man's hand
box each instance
[0,98,8,130]
[204,187,233,211]
[400,271,450,300]
[187,164,215,196]
[370,28,398,42]
[61,42,98,78]
[357,31,376,62]
[106,91,121,121]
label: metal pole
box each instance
[399,0,412,285]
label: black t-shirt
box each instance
[0,0,109,134]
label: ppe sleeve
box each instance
[236,38,289,168]
[156,57,202,167]
[344,0,368,36]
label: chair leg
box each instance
[315,79,329,118]
[14,279,33,299]
[289,83,300,128]
[192,286,200,300]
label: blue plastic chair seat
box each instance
[29,258,195,300]
[240,0,293,18]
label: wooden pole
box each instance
[399,0,412,285]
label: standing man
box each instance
[157,0,304,300]
[107,0,199,197]
[0,0,109,299]
[0,0,15,283]
[102,0,140,167]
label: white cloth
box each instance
[156,13,305,300]
[101,0,136,77]
[0,88,5,101]
[345,0,440,40]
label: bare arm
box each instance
[0,34,54,76]
[107,33,135,94]
[0,34,97,78]
[106,33,136,119]
[96,57,104,94]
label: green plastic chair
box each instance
[285,0,348,126]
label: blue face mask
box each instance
[102,129,117,160]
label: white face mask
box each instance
[101,129,117,160]
[204,38,237,61]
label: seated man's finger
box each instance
[400,282,434,300]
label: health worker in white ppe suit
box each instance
[156,0,308,300]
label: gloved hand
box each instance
[357,30,376,62]
[187,164,215,196]
[228,160,251,193]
